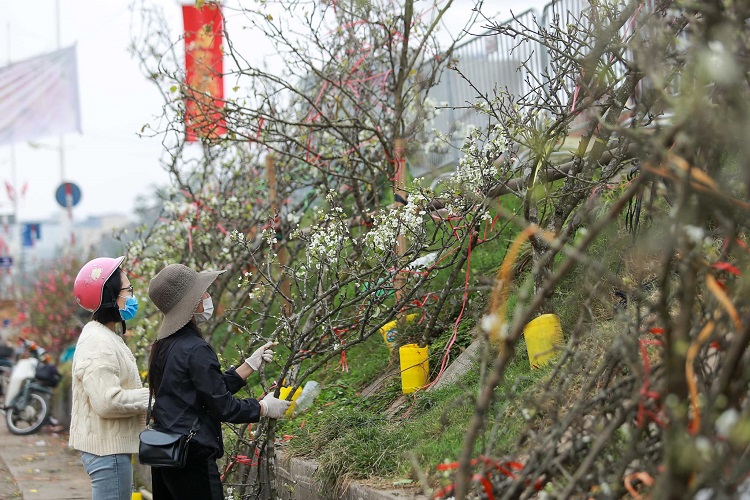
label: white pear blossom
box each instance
[364,204,425,254]
[306,207,350,269]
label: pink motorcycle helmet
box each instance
[74,256,126,312]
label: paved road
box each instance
[0,416,90,499]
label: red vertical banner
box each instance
[182,3,225,142]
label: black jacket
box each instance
[149,325,261,457]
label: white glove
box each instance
[259,393,292,419]
[245,341,277,371]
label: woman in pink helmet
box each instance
[70,256,149,500]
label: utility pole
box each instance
[5,21,21,296]
[55,0,74,247]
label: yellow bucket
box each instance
[399,344,429,394]
[380,313,420,349]
[523,314,564,368]
[279,386,303,416]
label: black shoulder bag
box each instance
[138,339,201,468]
[138,393,201,468]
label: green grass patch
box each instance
[221,195,548,492]
[276,336,549,493]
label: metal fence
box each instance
[420,0,646,173]
[422,8,546,173]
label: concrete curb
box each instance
[275,451,428,500]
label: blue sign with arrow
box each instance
[55,182,82,208]
[22,223,41,247]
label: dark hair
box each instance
[147,340,164,396]
[92,269,125,330]
[148,320,202,395]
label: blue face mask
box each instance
[119,296,139,321]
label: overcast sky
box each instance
[0,0,549,226]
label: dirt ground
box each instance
[0,451,22,499]
[0,414,89,499]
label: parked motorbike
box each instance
[4,339,61,435]
[0,342,12,404]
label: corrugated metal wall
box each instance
[420,0,604,173]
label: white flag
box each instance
[0,46,82,146]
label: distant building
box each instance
[0,211,131,292]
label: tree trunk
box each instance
[526,201,556,315]
[529,232,556,315]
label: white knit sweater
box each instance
[69,321,149,456]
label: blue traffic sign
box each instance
[55,182,82,208]
[22,224,41,247]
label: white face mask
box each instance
[194,296,214,324]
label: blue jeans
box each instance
[81,452,133,500]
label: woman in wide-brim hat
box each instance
[146,264,291,500]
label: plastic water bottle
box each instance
[293,381,321,415]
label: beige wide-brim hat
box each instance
[148,264,226,340]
